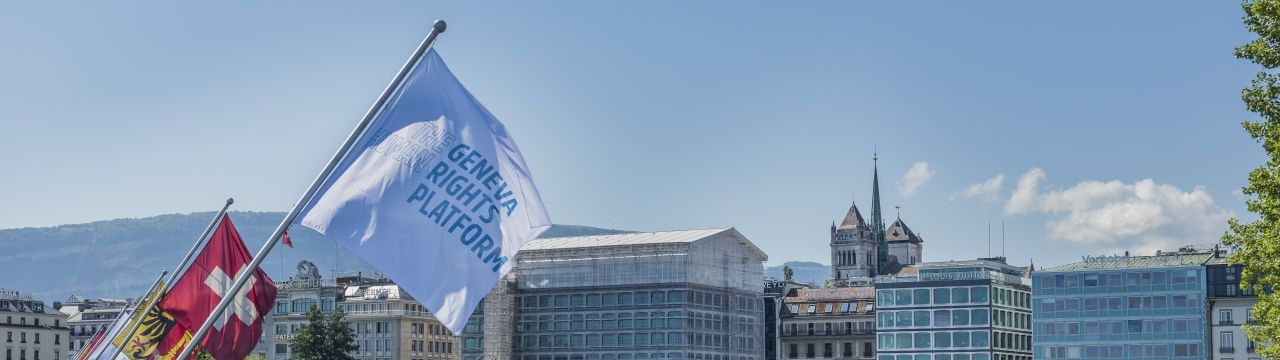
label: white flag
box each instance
[300,49,551,333]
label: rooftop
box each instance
[1042,251,1215,272]
[520,228,768,260]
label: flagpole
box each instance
[105,270,168,360]
[178,19,448,358]
[109,198,233,360]
[163,198,234,291]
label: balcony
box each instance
[1220,346,1236,354]
[1219,320,1235,326]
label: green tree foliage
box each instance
[288,306,357,360]
[783,265,794,281]
[1224,0,1280,356]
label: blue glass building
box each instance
[874,258,1033,360]
[1032,250,1212,359]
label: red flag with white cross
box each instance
[157,214,277,359]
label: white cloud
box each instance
[954,174,1005,203]
[1003,168,1230,251]
[898,161,935,197]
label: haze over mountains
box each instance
[0,212,627,302]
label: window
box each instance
[806,343,815,358]
[1221,309,1235,324]
[934,310,951,327]
[934,288,951,304]
[1223,331,1236,351]
[788,344,798,358]
[913,289,930,305]
[823,343,833,357]
[895,290,912,306]
[843,342,853,357]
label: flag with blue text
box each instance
[299,49,551,333]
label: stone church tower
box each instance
[886,217,923,266]
[830,156,889,280]
[830,156,924,280]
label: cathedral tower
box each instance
[871,154,888,275]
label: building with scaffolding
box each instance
[462,228,769,360]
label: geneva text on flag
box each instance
[299,48,550,333]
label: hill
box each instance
[764,260,831,284]
[0,212,627,302]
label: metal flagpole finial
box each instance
[225,197,234,206]
[433,20,447,33]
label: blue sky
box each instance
[0,2,1263,269]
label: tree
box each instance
[1224,0,1280,356]
[783,265,794,281]
[289,306,358,360]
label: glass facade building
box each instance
[874,258,1033,360]
[506,228,769,360]
[1032,251,1212,359]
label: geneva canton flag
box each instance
[300,49,551,333]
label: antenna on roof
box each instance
[987,222,992,258]
[1002,221,1006,259]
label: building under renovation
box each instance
[463,228,769,360]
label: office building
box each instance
[1,289,70,360]
[506,228,769,360]
[1032,248,1211,359]
[875,258,1033,360]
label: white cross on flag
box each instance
[158,214,276,359]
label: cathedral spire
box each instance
[872,153,889,275]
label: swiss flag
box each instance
[158,214,277,359]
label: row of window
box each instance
[877,287,990,308]
[4,332,57,345]
[272,297,337,314]
[992,309,1030,330]
[785,342,873,358]
[1218,308,1255,324]
[990,287,1029,309]
[991,330,1030,351]
[1038,294,1202,313]
[1219,330,1263,354]
[877,309,991,329]
[409,322,450,336]
[781,321,874,336]
[512,353,749,360]
[1039,343,1201,358]
[877,354,1009,360]
[4,348,57,360]
[522,291,691,309]
[3,317,57,328]
[785,302,864,315]
[1036,318,1202,336]
[514,332,755,351]
[517,310,757,333]
[878,331,992,350]
[1036,269,1200,289]
[408,339,453,354]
